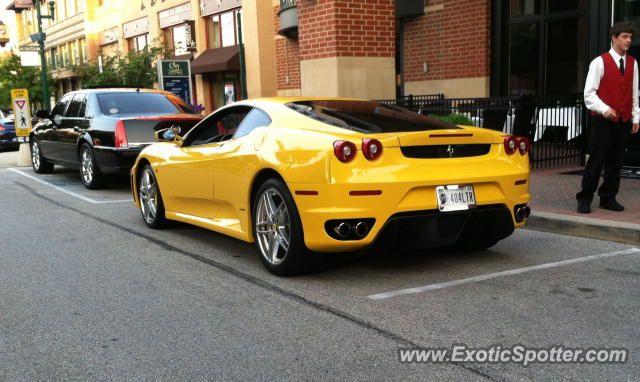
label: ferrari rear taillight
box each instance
[517,136,530,155]
[362,138,383,161]
[503,135,517,155]
[115,120,129,148]
[334,140,357,163]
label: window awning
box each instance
[190,45,239,74]
[166,52,195,61]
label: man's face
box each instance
[612,32,633,53]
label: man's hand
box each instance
[632,123,639,134]
[604,108,618,121]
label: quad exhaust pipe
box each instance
[329,219,375,240]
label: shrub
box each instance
[427,113,474,126]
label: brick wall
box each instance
[274,0,396,92]
[274,5,301,91]
[298,0,395,60]
[403,0,491,83]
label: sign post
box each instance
[11,89,33,167]
[157,60,193,105]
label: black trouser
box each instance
[576,115,631,203]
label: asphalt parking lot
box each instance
[1,166,639,380]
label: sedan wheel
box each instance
[79,144,108,189]
[31,140,54,174]
[253,178,312,276]
[139,164,166,228]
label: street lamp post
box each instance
[31,1,55,111]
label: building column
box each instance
[243,0,278,98]
[297,0,396,99]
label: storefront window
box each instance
[69,40,77,65]
[206,9,242,49]
[614,0,640,59]
[509,23,539,95]
[163,23,195,56]
[128,34,149,52]
[545,18,586,94]
[65,0,76,17]
[501,0,587,95]
[207,15,221,49]
[510,0,538,17]
[79,38,86,63]
[50,47,58,69]
[60,44,69,67]
[547,0,585,14]
[221,11,235,47]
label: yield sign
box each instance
[15,100,26,109]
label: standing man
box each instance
[577,22,640,213]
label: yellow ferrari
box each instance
[131,98,530,275]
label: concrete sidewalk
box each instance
[0,149,19,169]
[3,147,639,244]
[527,166,640,244]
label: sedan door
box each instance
[57,93,88,164]
[38,93,73,161]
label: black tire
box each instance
[30,139,54,174]
[138,164,167,228]
[252,178,313,276]
[79,144,108,189]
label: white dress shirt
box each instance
[584,48,640,124]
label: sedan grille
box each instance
[401,144,491,159]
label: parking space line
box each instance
[8,168,132,204]
[367,247,640,300]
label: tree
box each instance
[0,53,55,110]
[72,40,170,89]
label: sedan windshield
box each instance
[97,92,194,116]
[287,100,458,133]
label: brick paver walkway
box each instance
[530,166,640,225]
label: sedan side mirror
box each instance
[35,109,49,119]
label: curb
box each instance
[525,211,640,245]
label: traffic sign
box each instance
[11,89,32,137]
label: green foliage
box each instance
[0,53,55,109]
[72,40,171,89]
[427,113,474,126]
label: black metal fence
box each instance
[378,94,587,169]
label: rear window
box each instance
[97,92,195,116]
[288,100,458,133]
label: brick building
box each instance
[271,0,631,99]
[5,0,638,112]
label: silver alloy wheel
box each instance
[255,188,291,265]
[139,168,158,224]
[80,149,93,185]
[31,141,40,170]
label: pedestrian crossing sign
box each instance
[11,89,32,137]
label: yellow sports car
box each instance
[131,98,530,275]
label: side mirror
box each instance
[35,109,49,119]
[155,127,183,143]
[163,129,176,141]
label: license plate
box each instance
[436,185,476,212]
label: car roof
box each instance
[64,88,174,95]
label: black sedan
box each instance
[30,88,203,188]
[0,110,18,150]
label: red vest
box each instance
[593,53,635,122]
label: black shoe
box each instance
[577,200,591,213]
[599,200,624,211]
